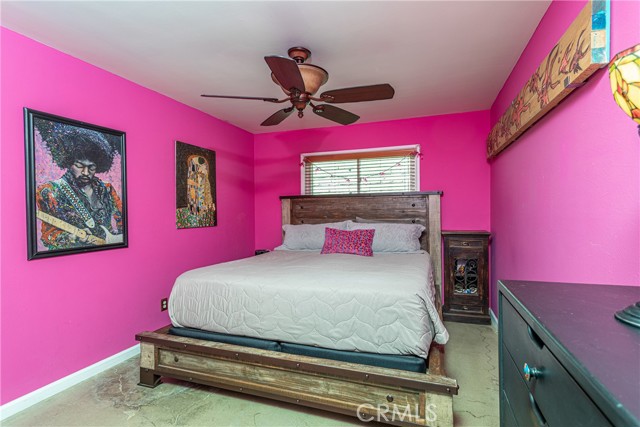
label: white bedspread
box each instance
[169,250,448,357]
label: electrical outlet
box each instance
[161,298,168,311]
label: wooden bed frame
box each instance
[136,192,458,426]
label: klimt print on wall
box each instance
[175,141,217,229]
[24,108,128,259]
[487,0,610,158]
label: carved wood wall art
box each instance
[487,0,610,158]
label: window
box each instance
[301,145,420,195]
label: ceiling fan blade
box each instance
[313,104,359,125]
[320,84,395,103]
[201,94,279,102]
[261,107,294,126]
[264,56,305,93]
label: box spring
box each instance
[169,326,427,373]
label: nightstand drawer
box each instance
[449,302,483,313]
[448,239,483,248]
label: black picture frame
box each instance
[24,108,128,260]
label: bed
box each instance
[169,250,448,358]
[136,192,458,426]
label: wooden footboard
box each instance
[136,327,457,427]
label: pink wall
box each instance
[8,0,636,405]
[489,0,640,312]
[0,28,256,404]
[254,111,491,250]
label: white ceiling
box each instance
[1,1,550,134]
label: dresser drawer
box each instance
[502,297,545,371]
[533,344,611,426]
[502,344,545,426]
[500,390,519,427]
[501,298,612,427]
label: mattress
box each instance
[169,250,448,358]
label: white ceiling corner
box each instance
[1,1,551,134]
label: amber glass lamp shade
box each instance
[271,64,329,96]
[609,44,640,129]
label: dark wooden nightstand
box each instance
[442,231,491,324]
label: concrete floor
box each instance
[4,322,498,427]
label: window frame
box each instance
[300,144,421,195]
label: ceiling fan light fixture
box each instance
[287,47,312,63]
[299,64,329,95]
[202,46,394,127]
[271,64,329,95]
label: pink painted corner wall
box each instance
[0,28,255,404]
[253,111,491,250]
[489,0,640,312]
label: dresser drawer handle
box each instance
[527,325,545,349]
[461,241,469,246]
[529,392,548,426]
[523,363,543,381]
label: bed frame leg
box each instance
[138,368,162,388]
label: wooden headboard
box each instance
[280,192,443,297]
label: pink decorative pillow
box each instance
[321,227,375,257]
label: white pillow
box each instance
[279,221,349,250]
[347,220,425,252]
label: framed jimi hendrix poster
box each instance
[24,108,128,260]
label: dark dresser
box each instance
[499,280,640,427]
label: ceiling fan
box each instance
[201,47,395,126]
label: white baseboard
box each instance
[0,344,140,421]
[489,308,499,333]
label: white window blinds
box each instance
[302,146,419,195]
